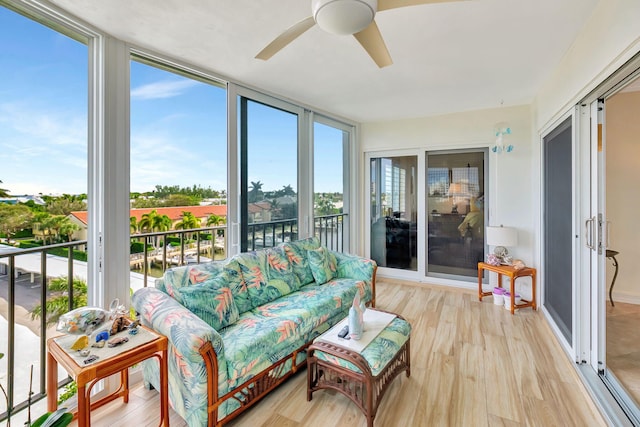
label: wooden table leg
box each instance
[531,269,537,310]
[477,266,484,301]
[46,352,58,412]
[510,277,516,315]
[122,368,129,403]
[160,350,169,427]
[78,384,88,427]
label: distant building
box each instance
[0,195,46,205]
[68,205,228,240]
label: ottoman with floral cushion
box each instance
[132,237,377,427]
[307,309,411,427]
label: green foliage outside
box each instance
[30,276,88,326]
[17,241,87,262]
[0,203,33,242]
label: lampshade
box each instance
[312,0,377,35]
[486,226,518,247]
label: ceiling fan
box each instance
[256,0,465,68]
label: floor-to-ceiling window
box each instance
[239,96,300,251]
[0,4,88,422]
[129,57,228,282]
[313,118,351,252]
[426,150,486,279]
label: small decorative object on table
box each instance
[348,293,365,340]
[486,253,501,266]
[512,259,525,270]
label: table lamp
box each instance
[486,225,517,264]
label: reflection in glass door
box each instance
[426,150,486,279]
[369,156,417,270]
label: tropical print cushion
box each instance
[307,246,336,285]
[236,249,300,309]
[314,317,411,376]
[177,274,240,330]
[279,237,320,286]
[221,279,364,388]
[160,261,226,304]
[333,252,377,286]
[266,246,302,293]
[225,257,252,314]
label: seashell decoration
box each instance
[512,259,526,270]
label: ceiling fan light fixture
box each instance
[312,0,377,35]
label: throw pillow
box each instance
[177,273,240,330]
[307,246,336,285]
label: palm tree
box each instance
[138,210,172,247]
[0,179,9,198]
[249,181,263,203]
[130,216,139,234]
[206,214,225,227]
[30,276,87,326]
[175,211,201,239]
[281,184,295,196]
[206,214,226,239]
[59,220,81,242]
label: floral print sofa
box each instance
[132,237,376,427]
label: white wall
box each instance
[606,90,640,303]
[360,105,535,293]
[535,0,640,130]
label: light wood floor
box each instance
[607,300,640,404]
[82,279,606,427]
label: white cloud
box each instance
[131,79,199,100]
[0,102,86,148]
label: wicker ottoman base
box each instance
[307,314,411,427]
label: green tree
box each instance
[59,220,81,242]
[0,203,33,243]
[138,209,172,247]
[249,181,263,203]
[0,179,9,198]
[46,198,86,216]
[281,184,295,196]
[206,214,225,227]
[162,194,199,207]
[131,197,162,209]
[175,211,201,239]
[30,276,87,326]
[33,211,53,244]
[315,194,337,216]
[130,216,139,234]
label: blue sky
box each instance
[0,6,342,197]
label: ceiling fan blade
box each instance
[256,16,316,60]
[378,0,467,12]
[353,21,392,68]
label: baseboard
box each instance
[610,290,640,305]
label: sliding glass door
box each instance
[426,150,487,279]
[369,156,417,270]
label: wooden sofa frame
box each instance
[197,268,376,426]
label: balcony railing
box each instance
[0,213,347,422]
[246,213,348,252]
[0,240,84,423]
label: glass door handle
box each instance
[585,217,595,250]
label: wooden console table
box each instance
[47,325,169,426]
[478,262,537,315]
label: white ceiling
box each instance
[49,0,600,123]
